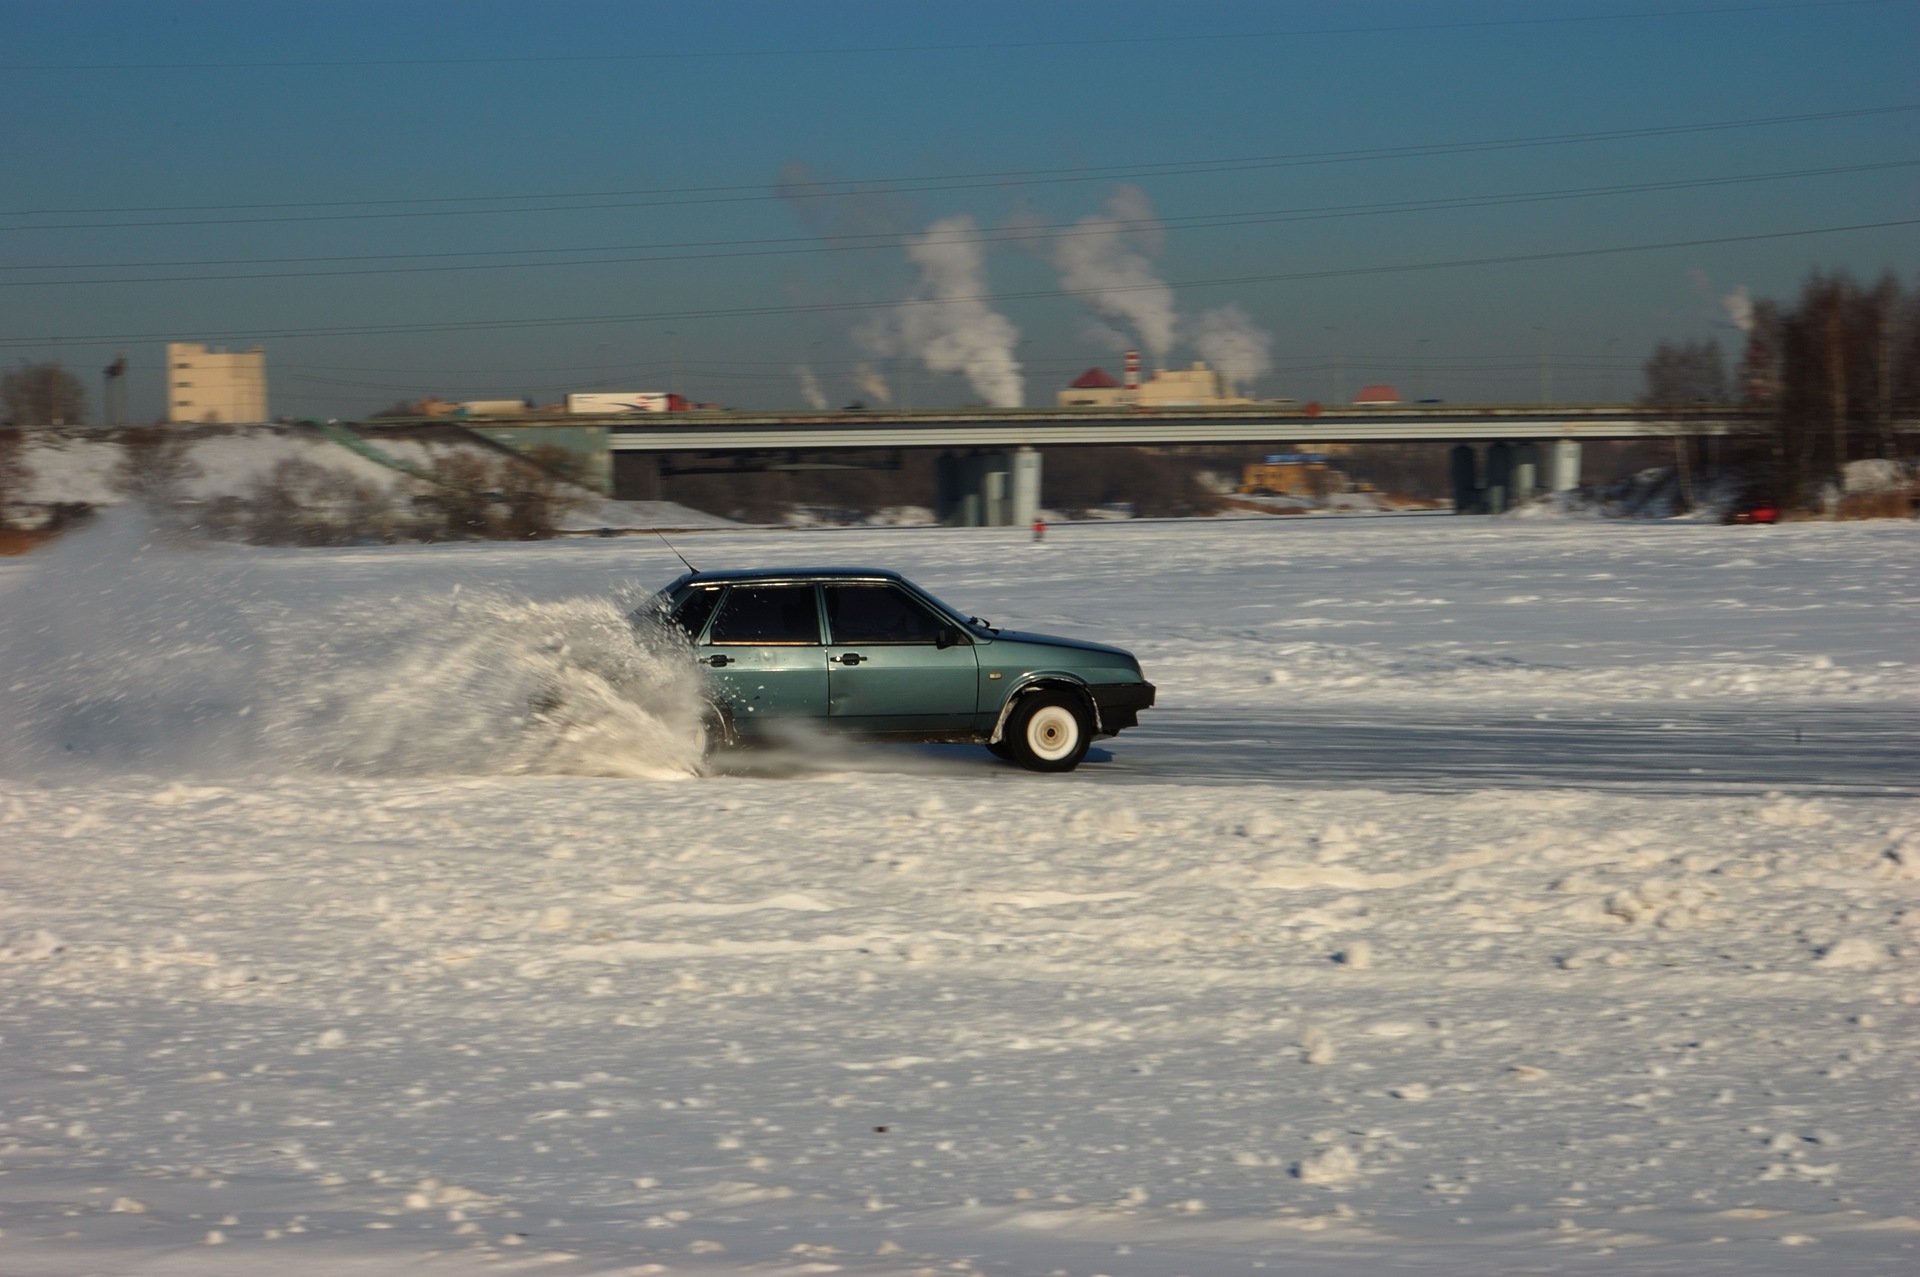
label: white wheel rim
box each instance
[1026,705,1080,761]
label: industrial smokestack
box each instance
[1124,349,1140,407]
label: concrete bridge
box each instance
[444,403,1783,525]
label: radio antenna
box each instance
[656,531,697,574]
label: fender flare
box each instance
[988,677,1100,744]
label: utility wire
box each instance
[0,0,1900,72]
[3,159,1912,287]
[7,217,1912,351]
[3,104,1914,229]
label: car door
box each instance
[822,583,978,733]
[697,584,828,730]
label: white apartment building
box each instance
[166,342,268,423]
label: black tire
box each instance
[696,702,736,770]
[1004,691,1092,773]
[984,738,1014,761]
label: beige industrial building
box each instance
[167,342,268,423]
[1057,359,1253,409]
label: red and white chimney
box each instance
[1123,349,1140,407]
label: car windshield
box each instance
[907,584,997,634]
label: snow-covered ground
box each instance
[1,514,1915,1276]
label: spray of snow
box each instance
[1049,184,1179,364]
[1185,303,1273,396]
[0,512,706,781]
[858,214,1024,408]
[795,364,829,410]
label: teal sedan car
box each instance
[641,567,1155,772]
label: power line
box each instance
[3,159,1911,287]
[8,217,1912,351]
[4,103,1914,230]
[0,0,1899,72]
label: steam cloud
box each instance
[1049,184,1179,362]
[1185,304,1273,397]
[858,214,1024,408]
[1723,285,1755,334]
[776,160,1277,403]
[851,361,893,406]
[1048,185,1274,394]
[795,364,828,410]
[773,161,913,244]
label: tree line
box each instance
[1644,269,1917,507]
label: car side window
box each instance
[824,584,947,644]
[670,587,722,642]
[707,585,821,645]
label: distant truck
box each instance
[1239,453,1334,496]
[565,392,689,415]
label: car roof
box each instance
[679,566,908,586]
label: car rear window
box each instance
[707,585,821,645]
[824,584,945,644]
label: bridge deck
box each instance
[465,404,1779,452]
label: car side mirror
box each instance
[936,627,957,650]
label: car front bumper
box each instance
[1087,681,1157,734]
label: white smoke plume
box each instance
[1185,303,1273,396]
[1723,285,1755,333]
[1049,184,1178,363]
[773,161,914,245]
[858,214,1024,408]
[851,361,892,406]
[794,364,828,410]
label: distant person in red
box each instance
[1033,520,1046,542]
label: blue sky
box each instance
[2,0,1915,418]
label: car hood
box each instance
[981,629,1139,663]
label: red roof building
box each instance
[1069,367,1120,389]
[1353,384,1401,404]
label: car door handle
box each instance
[701,654,732,667]
[831,652,864,666]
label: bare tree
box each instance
[109,426,202,505]
[425,452,500,538]
[1731,269,1917,505]
[1640,340,1727,404]
[2,361,87,427]
[245,457,396,544]
[1869,273,1899,461]
[1738,299,1784,404]
[499,445,585,539]
[0,427,34,528]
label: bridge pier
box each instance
[1452,438,1582,513]
[936,447,1041,527]
[1449,444,1480,514]
[1548,439,1582,492]
[1485,441,1513,514]
[1512,442,1538,503]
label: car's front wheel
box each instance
[1004,691,1092,772]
